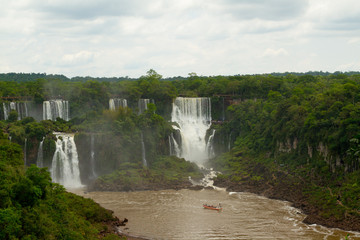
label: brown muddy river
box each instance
[73,188,360,240]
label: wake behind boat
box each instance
[203,203,222,211]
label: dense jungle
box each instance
[1,70,360,238]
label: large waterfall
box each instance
[43,100,69,121]
[3,102,28,120]
[171,97,212,165]
[51,133,82,188]
[109,98,127,110]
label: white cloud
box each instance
[348,38,360,44]
[61,51,95,66]
[262,48,289,57]
[0,0,360,77]
[338,62,360,71]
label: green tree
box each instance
[8,110,18,122]
[0,208,21,240]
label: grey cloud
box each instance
[1,0,359,77]
[241,20,296,34]
[37,17,121,37]
[320,16,360,32]
[216,0,309,21]
[24,0,152,20]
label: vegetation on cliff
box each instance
[209,73,360,230]
[1,71,360,231]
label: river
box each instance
[72,188,360,240]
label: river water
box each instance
[72,188,360,240]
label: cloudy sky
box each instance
[1,0,360,78]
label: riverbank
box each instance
[212,157,360,232]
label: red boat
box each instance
[203,204,222,211]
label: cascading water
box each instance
[138,99,155,114]
[51,133,82,188]
[90,134,97,178]
[206,129,216,159]
[36,137,45,168]
[171,97,212,165]
[3,103,8,120]
[3,102,28,120]
[43,100,69,121]
[109,98,127,110]
[140,132,147,167]
[169,133,181,156]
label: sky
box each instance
[0,0,360,78]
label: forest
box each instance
[1,70,360,237]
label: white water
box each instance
[171,97,212,165]
[206,129,216,159]
[109,98,127,110]
[43,100,69,121]
[138,99,154,114]
[51,133,82,188]
[140,132,147,167]
[169,133,181,156]
[3,102,28,120]
[3,103,9,120]
[90,134,97,178]
[36,138,44,168]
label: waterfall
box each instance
[43,100,69,121]
[109,98,127,110]
[138,99,155,114]
[90,134,96,178]
[3,102,28,120]
[140,132,147,167]
[9,102,17,120]
[36,138,45,168]
[51,133,82,188]
[3,103,9,120]
[206,129,216,159]
[24,102,28,118]
[171,97,212,165]
[169,133,181,156]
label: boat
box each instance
[203,204,222,211]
